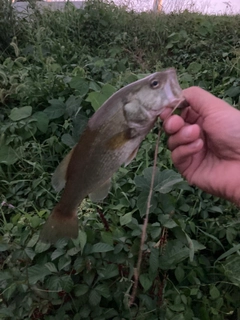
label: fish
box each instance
[40,68,184,243]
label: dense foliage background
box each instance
[0,1,240,319]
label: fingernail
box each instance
[183,126,193,138]
[190,139,202,148]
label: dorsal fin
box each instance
[51,146,76,192]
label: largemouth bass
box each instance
[40,68,184,243]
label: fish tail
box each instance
[39,205,79,244]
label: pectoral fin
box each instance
[89,178,112,202]
[124,146,139,166]
[51,147,76,192]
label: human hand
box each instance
[160,86,240,206]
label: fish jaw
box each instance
[160,68,184,110]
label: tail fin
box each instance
[40,207,79,244]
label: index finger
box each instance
[183,86,232,116]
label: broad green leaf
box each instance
[101,231,113,246]
[67,247,81,256]
[9,106,32,121]
[225,86,240,98]
[69,76,89,96]
[35,241,50,253]
[155,169,183,194]
[120,212,132,226]
[32,111,49,133]
[137,191,157,217]
[0,243,8,251]
[60,275,74,292]
[175,266,185,283]
[89,289,101,306]
[139,274,152,291]
[27,234,39,249]
[74,284,89,297]
[0,145,18,165]
[58,255,71,270]
[149,247,159,273]
[51,248,65,260]
[44,99,65,119]
[24,247,36,260]
[91,242,113,253]
[98,264,118,279]
[45,262,58,273]
[86,83,116,111]
[61,133,75,147]
[187,62,202,74]
[65,95,82,117]
[3,283,17,301]
[95,283,111,299]
[27,265,51,284]
[210,286,220,300]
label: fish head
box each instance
[133,68,184,117]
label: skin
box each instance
[160,86,240,206]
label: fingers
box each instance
[183,86,233,116]
[171,139,204,173]
[168,124,201,151]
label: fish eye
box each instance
[150,79,160,89]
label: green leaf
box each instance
[79,230,87,252]
[0,145,18,165]
[137,191,157,217]
[58,255,71,270]
[155,169,183,194]
[225,86,240,98]
[91,242,114,253]
[89,289,101,306]
[120,212,132,226]
[223,256,240,287]
[0,243,9,251]
[60,275,74,292]
[32,111,49,133]
[139,274,152,291]
[86,83,116,111]
[3,283,17,301]
[61,133,75,147]
[35,241,50,253]
[187,62,202,74]
[45,262,58,273]
[101,231,113,246]
[51,248,65,260]
[175,266,185,283]
[9,106,32,121]
[210,286,220,300]
[74,284,89,297]
[216,243,240,261]
[44,99,65,119]
[198,228,225,250]
[27,265,51,284]
[95,283,111,299]
[69,76,89,96]
[149,248,159,273]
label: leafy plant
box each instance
[0,1,240,319]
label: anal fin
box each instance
[51,146,76,192]
[124,146,139,166]
[89,178,112,202]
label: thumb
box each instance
[183,86,231,116]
